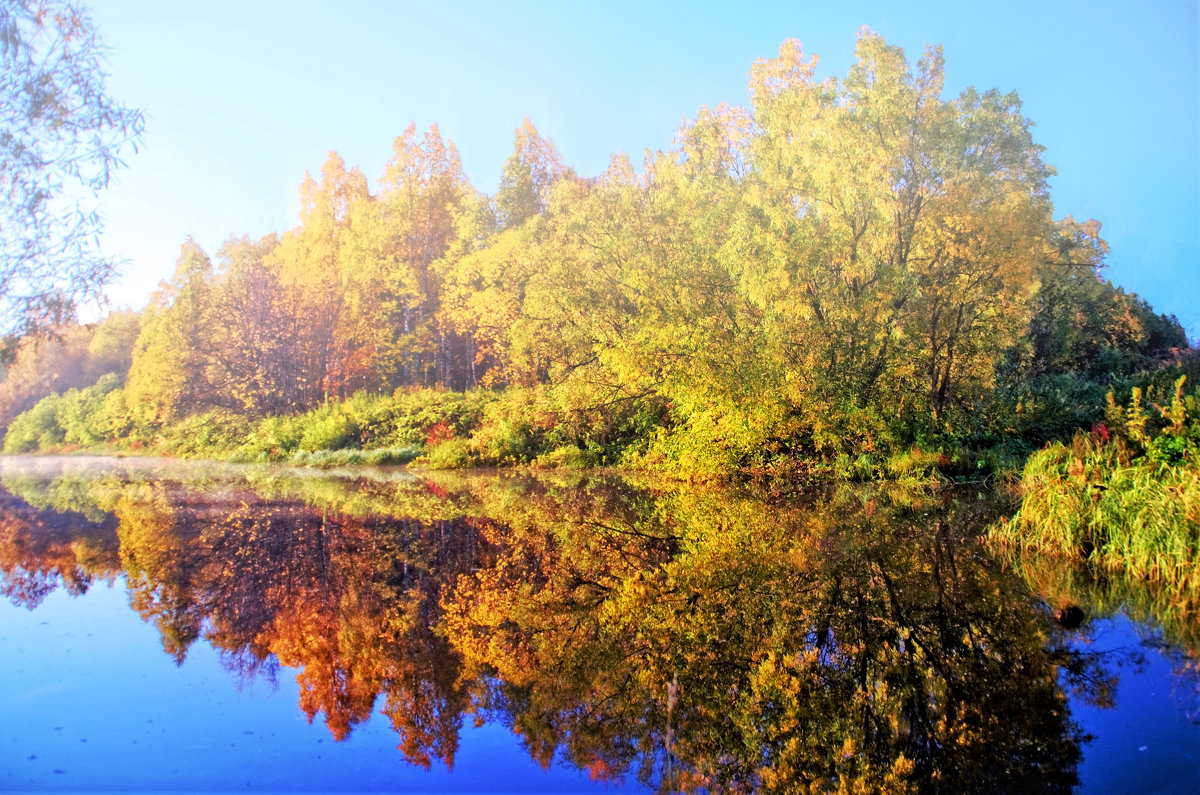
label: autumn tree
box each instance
[206,234,308,414]
[495,118,569,231]
[741,31,1055,447]
[377,124,471,387]
[1023,217,1186,381]
[124,239,217,423]
[270,152,373,404]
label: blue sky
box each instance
[87,0,1199,339]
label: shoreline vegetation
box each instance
[0,32,1196,573]
[990,376,1199,598]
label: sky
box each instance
[84,0,1199,339]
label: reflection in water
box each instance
[995,532,1200,727]
[0,459,1188,791]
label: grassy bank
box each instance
[0,380,1029,483]
[4,367,1197,492]
[989,377,1199,591]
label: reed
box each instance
[990,431,1199,594]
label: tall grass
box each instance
[990,377,1199,594]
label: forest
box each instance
[1,31,1195,482]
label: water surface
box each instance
[0,456,1196,791]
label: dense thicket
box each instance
[2,32,1189,473]
[0,311,139,427]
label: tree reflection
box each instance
[111,483,483,766]
[447,485,1098,792]
[0,488,118,607]
[0,464,1179,790]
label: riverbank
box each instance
[1,381,1029,485]
[990,377,1199,594]
[6,373,1199,490]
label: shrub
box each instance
[534,444,601,470]
[155,410,245,458]
[4,394,66,452]
[286,445,422,468]
[59,373,123,446]
[991,378,1200,593]
[296,404,358,452]
[421,437,476,469]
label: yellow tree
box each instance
[437,222,538,388]
[207,234,312,414]
[377,124,471,387]
[124,239,217,424]
[270,152,372,404]
[742,31,1053,446]
[495,118,570,231]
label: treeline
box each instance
[1,32,1191,474]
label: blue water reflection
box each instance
[0,583,634,792]
[0,457,1196,792]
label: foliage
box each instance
[1,369,124,452]
[991,377,1200,593]
[0,32,1193,482]
[0,0,143,335]
[124,240,218,423]
[0,310,139,430]
[2,389,65,452]
[421,437,475,470]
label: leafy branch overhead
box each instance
[0,0,144,337]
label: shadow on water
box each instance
[0,456,1194,792]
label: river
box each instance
[0,456,1196,792]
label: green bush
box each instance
[60,373,123,446]
[235,414,306,461]
[91,387,142,442]
[294,403,357,451]
[421,437,476,469]
[534,444,601,470]
[4,394,66,452]
[160,410,247,458]
[3,374,130,453]
[287,446,422,468]
[991,373,1108,448]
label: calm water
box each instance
[0,456,1196,793]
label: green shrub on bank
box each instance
[4,393,67,452]
[158,409,247,458]
[533,444,602,470]
[991,376,1199,591]
[3,375,129,453]
[286,446,422,468]
[991,373,1109,448]
[422,437,476,469]
[230,388,496,464]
